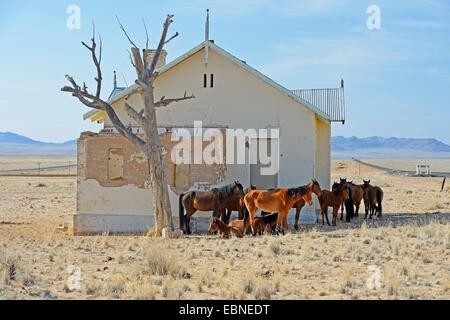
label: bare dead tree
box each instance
[62,15,194,235]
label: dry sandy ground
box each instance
[0,158,449,300]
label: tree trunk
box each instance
[143,92,174,235]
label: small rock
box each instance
[43,290,56,300]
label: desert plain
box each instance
[0,157,449,300]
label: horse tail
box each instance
[345,186,354,220]
[243,197,250,231]
[376,189,382,214]
[179,193,185,230]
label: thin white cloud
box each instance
[258,36,424,78]
[389,20,450,29]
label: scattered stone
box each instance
[43,290,56,300]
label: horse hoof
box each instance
[294,225,298,231]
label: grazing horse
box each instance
[208,217,243,238]
[179,181,244,234]
[361,180,384,219]
[244,181,314,235]
[229,212,278,235]
[318,182,349,226]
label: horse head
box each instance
[341,184,350,201]
[311,178,322,196]
[332,181,340,193]
[208,217,220,234]
[233,181,245,197]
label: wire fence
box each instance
[0,163,76,175]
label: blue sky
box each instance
[0,0,449,144]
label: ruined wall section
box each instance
[77,130,227,216]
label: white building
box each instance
[75,33,345,234]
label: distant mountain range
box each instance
[1,132,450,158]
[332,136,450,159]
[0,132,77,156]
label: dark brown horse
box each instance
[208,217,243,238]
[333,178,362,222]
[179,181,244,234]
[361,180,384,219]
[244,181,314,235]
[318,182,349,226]
[229,212,278,235]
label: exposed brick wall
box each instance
[78,130,227,193]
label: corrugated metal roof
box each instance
[291,88,345,123]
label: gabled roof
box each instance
[84,41,332,123]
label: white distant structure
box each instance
[416,164,431,176]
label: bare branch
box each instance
[81,23,102,98]
[143,19,149,50]
[127,50,136,67]
[116,15,138,49]
[148,14,174,76]
[164,32,178,45]
[124,103,146,129]
[131,47,145,80]
[155,92,195,107]
[62,75,146,151]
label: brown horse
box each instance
[179,181,244,234]
[318,182,349,226]
[334,178,363,222]
[361,180,384,219]
[229,212,278,235]
[292,179,322,230]
[244,181,314,235]
[208,217,243,238]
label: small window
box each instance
[210,74,214,88]
[203,74,207,88]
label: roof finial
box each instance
[205,9,210,42]
[113,71,117,89]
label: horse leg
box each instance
[364,202,369,220]
[332,206,338,226]
[185,213,192,235]
[238,206,244,220]
[324,206,331,226]
[276,211,285,235]
[340,203,344,221]
[224,209,232,224]
[321,206,325,225]
[355,201,360,217]
[294,207,301,231]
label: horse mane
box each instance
[298,183,312,195]
[287,188,299,197]
[213,183,240,199]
